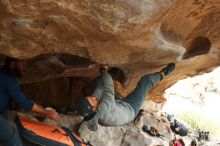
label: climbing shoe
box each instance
[160,63,175,76]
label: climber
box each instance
[93,67,128,100]
[75,63,175,131]
[0,57,60,146]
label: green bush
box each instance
[177,112,220,136]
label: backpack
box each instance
[170,120,188,136]
[16,116,92,146]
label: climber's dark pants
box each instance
[0,114,23,146]
[123,72,162,115]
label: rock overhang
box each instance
[1,0,220,103]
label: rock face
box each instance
[43,111,173,146]
[1,0,220,103]
[21,76,93,111]
[3,111,220,146]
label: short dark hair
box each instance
[75,97,94,117]
[108,67,126,83]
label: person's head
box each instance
[108,67,126,84]
[75,96,99,118]
[4,57,27,78]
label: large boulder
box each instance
[1,0,220,103]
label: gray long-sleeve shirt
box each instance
[91,73,135,127]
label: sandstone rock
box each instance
[1,0,220,103]
[79,122,127,146]
[142,99,164,112]
[21,76,93,111]
[73,104,173,146]
[121,128,153,146]
[44,113,83,132]
[9,110,220,146]
[134,110,172,140]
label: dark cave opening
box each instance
[183,36,211,59]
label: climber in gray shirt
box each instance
[76,63,175,131]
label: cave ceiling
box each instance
[0,0,220,102]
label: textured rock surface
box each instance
[21,76,93,111]
[41,111,220,146]
[2,110,220,146]
[2,111,171,146]
[79,123,127,146]
[1,0,220,102]
[12,110,172,146]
